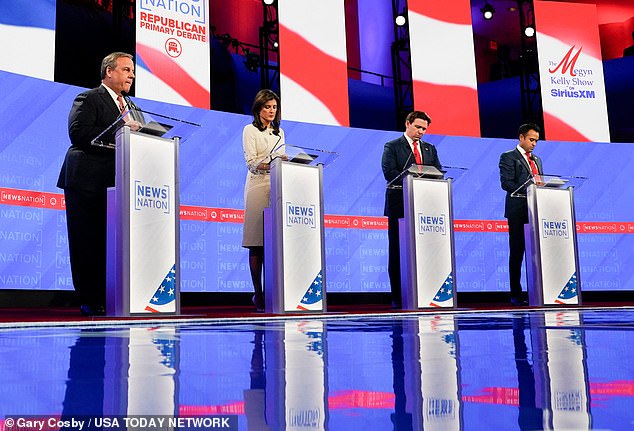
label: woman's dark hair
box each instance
[251,89,281,135]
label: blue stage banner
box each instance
[0,71,633,293]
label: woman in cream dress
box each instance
[242,89,285,311]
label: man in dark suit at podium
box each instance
[499,123,543,306]
[57,52,141,316]
[382,111,442,308]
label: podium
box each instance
[264,145,337,313]
[265,320,328,429]
[397,165,460,310]
[530,311,590,429]
[520,174,586,306]
[402,316,462,429]
[95,107,200,316]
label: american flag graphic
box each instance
[430,273,454,307]
[555,272,578,304]
[567,329,583,347]
[145,264,177,313]
[297,322,324,358]
[297,270,323,310]
[152,336,176,369]
[443,333,457,357]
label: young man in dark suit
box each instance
[381,111,442,308]
[499,123,543,306]
[57,52,141,316]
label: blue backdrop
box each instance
[0,70,632,293]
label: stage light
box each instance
[244,50,260,72]
[395,14,407,27]
[220,33,232,48]
[481,3,495,20]
[524,25,535,38]
[263,0,275,5]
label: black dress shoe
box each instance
[510,298,529,306]
[80,305,106,316]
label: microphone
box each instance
[121,91,139,111]
[267,133,283,163]
[273,133,282,150]
[528,153,544,185]
[530,154,540,172]
[386,144,414,190]
[402,148,414,171]
[121,91,146,124]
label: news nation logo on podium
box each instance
[134,181,171,214]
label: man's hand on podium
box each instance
[126,120,142,131]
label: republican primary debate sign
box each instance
[136,0,210,109]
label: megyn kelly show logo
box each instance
[547,45,597,100]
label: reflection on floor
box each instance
[1,308,634,430]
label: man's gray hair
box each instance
[100,52,133,79]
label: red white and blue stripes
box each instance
[408,0,480,137]
[0,0,56,80]
[278,0,350,126]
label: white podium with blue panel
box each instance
[264,151,331,314]
[106,126,180,316]
[399,169,457,310]
[525,177,583,306]
[99,109,200,316]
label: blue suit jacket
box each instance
[499,148,543,222]
[381,135,442,218]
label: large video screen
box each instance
[1,71,632,293]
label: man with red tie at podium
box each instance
[57,52,141,316]
[381,111,442,308]
[499,123,543,306]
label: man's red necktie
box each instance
[412,141,422,165]
[526,152,543,184]
[526,152,539,175]
[117,95,125,112]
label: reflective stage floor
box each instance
[1,308,634,430]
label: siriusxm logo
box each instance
[542,219,569,239]
[550,89,595,99]
[134,181,170,213]
[418,214,446,235]
[286,203,316,228]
